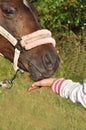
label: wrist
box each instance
[51,78,64,93]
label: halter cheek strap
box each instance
[0,26,17,46]
[0,26,20,71]
[0,25,56,71]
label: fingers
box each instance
[27,78,57,92]
[27,81,41,92]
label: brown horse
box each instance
[0,0,59,82]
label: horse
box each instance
[0,0,59,85]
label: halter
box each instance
[0,26,56,71]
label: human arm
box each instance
[28,78,86,108]
[51,78,86,108]
[28,78,57,92]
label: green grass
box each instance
[0,37,86,130]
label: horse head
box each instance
[0,0,60,81]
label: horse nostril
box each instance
[43,53,53,71]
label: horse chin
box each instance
[30,72,43,81]
[30,72,47,81]
[28,63,58,81]
[28,65,43,81]
[30,69,56,81]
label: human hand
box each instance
[27,78,57,92]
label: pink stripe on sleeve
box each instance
[58,79,64,94]
[51,78,64,93]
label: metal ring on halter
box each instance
[5,70,19,89]
[5,79,13,89]
[0,70,19,89]
[0,79,13,89]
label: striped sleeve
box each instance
[51,78,86,108]
[51,78,64,93]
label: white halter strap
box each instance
[0,26,20,71]
[0,25,56,71]
[0,26,17,46]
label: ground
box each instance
[0,31,86,130]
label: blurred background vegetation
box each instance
[0,1,86,130]
[30,0,86,33]
[30,0,86,81]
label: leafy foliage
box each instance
[30,0,86,33]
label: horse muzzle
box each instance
[27,47,60,81]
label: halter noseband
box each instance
[0,25,56,71]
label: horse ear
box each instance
[23,0,30,8]
[23,0,38,16]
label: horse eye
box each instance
[2,7,16,17]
